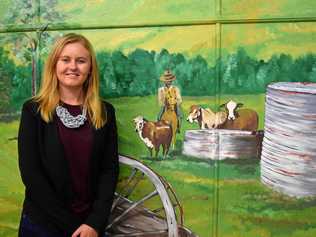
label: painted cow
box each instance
[133,116,172,158]
[186,105,227,129]
[218,100,258,131]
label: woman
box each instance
[18,33,119,237]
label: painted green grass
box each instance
[0,121,23,237]
[1,94,316,237]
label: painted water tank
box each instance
[261,82,316,197]
[183,129,262,160]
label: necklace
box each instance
[56,104,87,128]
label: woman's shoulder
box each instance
[22,98,40,114]
[101,100,115,111]
[100,100,116,127]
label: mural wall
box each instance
[0,1,316,237]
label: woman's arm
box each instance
[18,101,82,232]
[85,103,119,234]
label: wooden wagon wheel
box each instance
[105,155,189,237]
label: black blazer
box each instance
[18,99,119,235]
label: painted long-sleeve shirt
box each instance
[158,86,182,107]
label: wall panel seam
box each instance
[1,16,316,33]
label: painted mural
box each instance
[1,1,316,237]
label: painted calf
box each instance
[133,116,172,158]
[186,105,227,129]
[218,100,258,131]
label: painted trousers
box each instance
[18,213,109,237]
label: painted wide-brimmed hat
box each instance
[160,70,176,82]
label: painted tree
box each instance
[112,50,133,96]
[309,61,316,82]
[2,0,64,96]
[128,48,157,96]
[0,47,15,113]
[155,48,173,76]
[97,51,117,98]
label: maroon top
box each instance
[56,103,93,219]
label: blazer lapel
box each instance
[42,119,73,200]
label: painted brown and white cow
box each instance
[186,105,227,129]
[218,100,258,131]
[133,116,172,158]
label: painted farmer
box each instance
[157,70,182,148]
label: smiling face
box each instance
[56,42,91,91]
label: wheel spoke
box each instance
[152,202,178,214]
[112,168,137,211]
[112,168,145,212]
[108,190,159,229]
[151,206,164,214]
[124,171,145,198]
[111,229,168,236]
[121,168,138,195]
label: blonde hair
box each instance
[34,33,106,129]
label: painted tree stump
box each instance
[182,129,263,160]
[261,82,316,198]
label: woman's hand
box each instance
[71,224,98,237]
